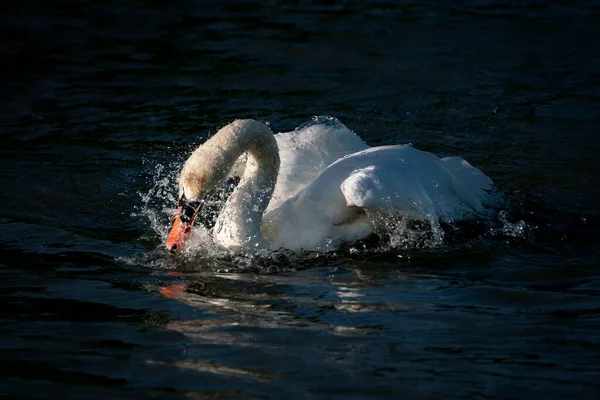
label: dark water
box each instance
[2,1,600,398]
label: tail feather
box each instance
[440,156,493,199]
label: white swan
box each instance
[166,118,493,252]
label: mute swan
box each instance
[166,118,493,253]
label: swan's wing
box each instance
[340,165,437,220]
[339,147,492,221]
[268,118,369,212]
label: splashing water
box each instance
[136,161,180,240]
[492,210,531,238]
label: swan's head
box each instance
[164,145,225,250]
[166,171,224,252]
[166,201,198,253]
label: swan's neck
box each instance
[181,119,279,251]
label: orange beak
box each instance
[166,207,194,252]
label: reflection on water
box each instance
[1,0,600,398]
[142,256,600,398]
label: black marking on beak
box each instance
[178,194,203,224]
[181,201,202,224]
[176,176,241,230]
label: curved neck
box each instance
[182,119,280,251]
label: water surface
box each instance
[1,1,600,398]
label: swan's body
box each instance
[167,118,493,253]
